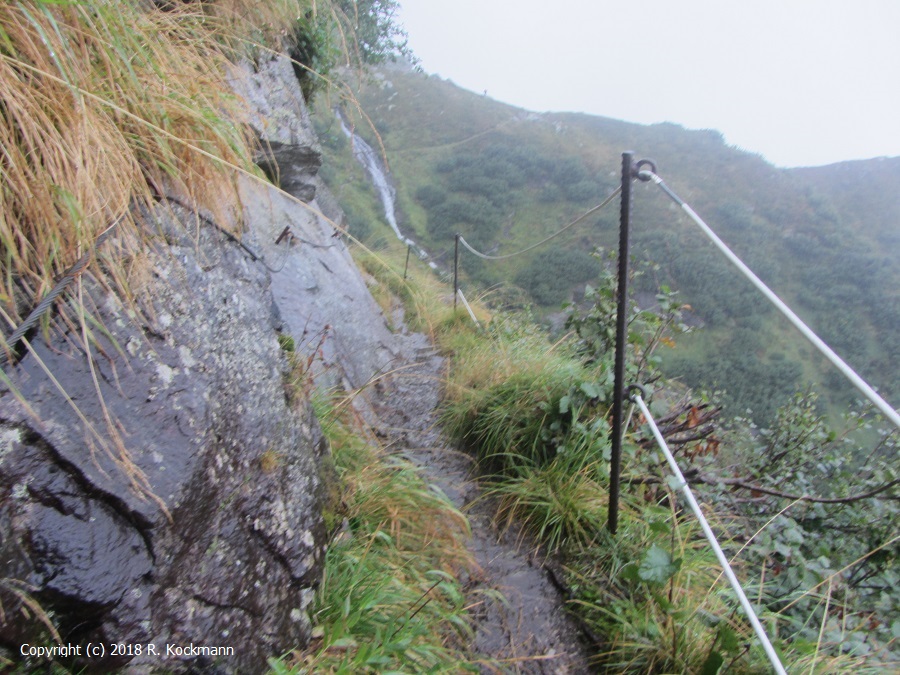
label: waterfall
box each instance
[337,112,436,269]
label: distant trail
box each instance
[367,303,594,674]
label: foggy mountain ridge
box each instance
[318,66,899,422]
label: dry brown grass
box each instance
[0,0,387,339]
[0,1,292,336]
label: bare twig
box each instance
[703,474,900,505]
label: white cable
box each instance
[632,394,789,675]
[456,288,482,329]
[458,186,622,261]
[645,171,900,430]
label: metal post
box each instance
[608,151,634,535]
[453,233,460,311]
[403,243,411,280]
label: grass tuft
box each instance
[0,0,267,333]
[273,393,478,673]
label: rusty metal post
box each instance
[608,152,634,535]
[607,155,656,534]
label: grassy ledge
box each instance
[269,380,479,674]
[349,240,897,673]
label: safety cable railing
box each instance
[640,169,900,431]
[456,186,622,261]
[628,385,789,675]
[602,153,900,673]
[609,153,899,535]
[451,185,623,328]
[609,155,900,672]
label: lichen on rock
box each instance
[0,203,328,673]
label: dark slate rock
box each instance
[255,140,321,203]
[0,204,327,673]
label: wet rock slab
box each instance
[0,204,327,673]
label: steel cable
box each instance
[457,186,622,261]
[631,390,788,675]
[1,215,125,367]
[642,169,899,430]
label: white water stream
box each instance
[337,112,437,269]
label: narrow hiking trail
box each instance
[368,308,594,674]
[241,159,592,671]
[338,116,593,671]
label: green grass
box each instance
[489,442,610,552]
[441,319,595,468]
[269,393,479,674]
[427,305,769,670]
[305,193,900,672]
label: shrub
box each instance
[514,248,600,306]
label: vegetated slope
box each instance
[317,63,899,424]
[791,156,900,254]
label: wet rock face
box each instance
[230,54,409,405]
[0,204,327,673]
[229,55,322,203]
[239,178,403,400]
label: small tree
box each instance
[336,0,412,64]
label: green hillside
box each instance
[314,63,899,424]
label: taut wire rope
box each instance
[630,388,788,675]
[1,215,125,367]
[641,169,900,430]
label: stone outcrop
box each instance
[0,201,328,672]
[0,53,403,673]
[232,56,412,400]
[229,55,322,203]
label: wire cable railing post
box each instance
[608,151,634,535]
[643,170,900,430]
[629,387,789,675]
[609,155,657,535]
[403,243,412,280]
[453,233,460,312]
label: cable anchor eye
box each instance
[633,158,657,181]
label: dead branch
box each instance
[702,474,900,505]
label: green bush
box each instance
[514,248,600,306]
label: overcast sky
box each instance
[396,0,900,168]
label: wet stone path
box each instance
[368,317,594,674]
